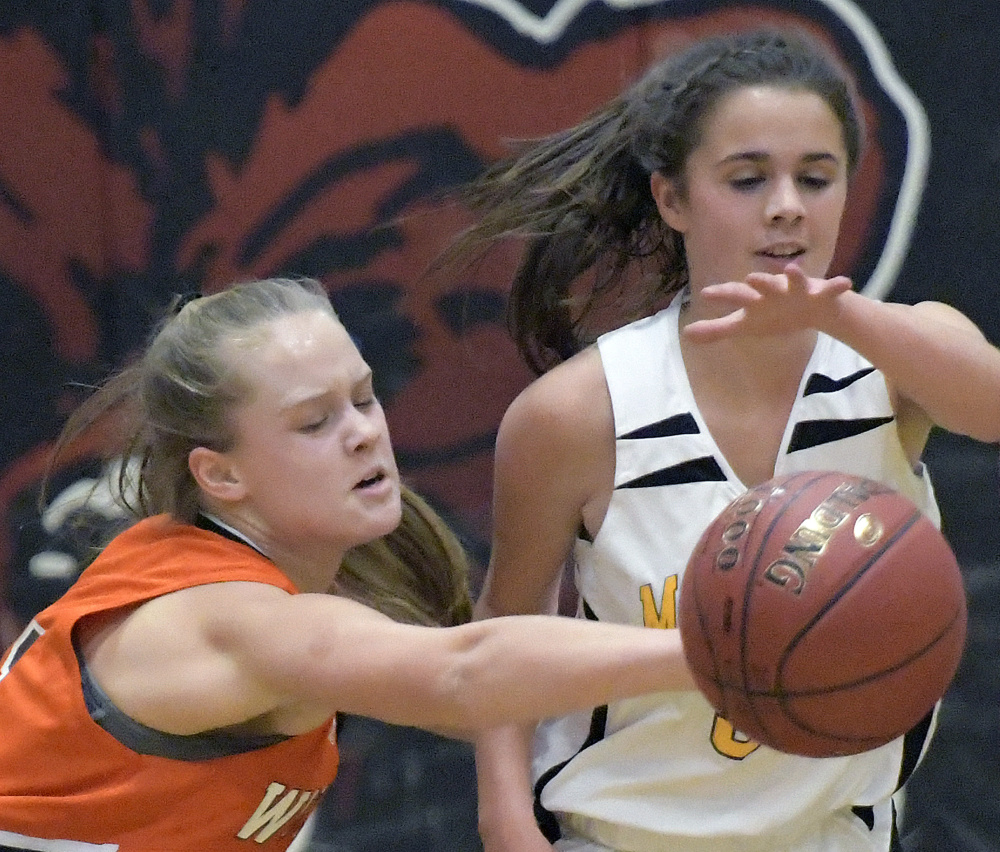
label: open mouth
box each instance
[758,248,805,261]
[354,472,386,490]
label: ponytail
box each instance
[445,98,675,374]
[335,485,474,627]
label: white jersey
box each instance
[533,293,939,852]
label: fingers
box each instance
[682,310,747,343]
[825,276,854,295]
[700,281,762,305]
[742,265,853,298]
[689,267,854,343]
[744,267,804,294]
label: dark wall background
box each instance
[0,2,997,850]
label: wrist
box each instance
[479,806,544,848]
[812,286,864,340]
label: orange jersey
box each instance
[0,515,339,851]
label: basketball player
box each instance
[0,277,697,851]
[449,29,1000,852]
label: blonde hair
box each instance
[49,278,335,522]
[337,484,473,627]
[46,277,473,627]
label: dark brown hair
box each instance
[445,28,863,374]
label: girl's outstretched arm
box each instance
[817,292,1000,443]
[83,579,694,738]
[687,263,1000,444]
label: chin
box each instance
[372,491,404,537]
[380,505,404,537]
[343,478,402,545]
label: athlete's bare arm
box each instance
[78,568,693,740]
[475,346,618,852]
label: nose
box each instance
[766,176,805,225]
[344,406,381,453]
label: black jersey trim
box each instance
[786,416,895,453]
[897,708,935,790]
[75,517,285,762]
[803,367,876,396]
[534,705,609,842]
[851,804,875,830]
[618,455,726,489]
[847,710,933,840]
[619,412,700,440]
[195,512,267,555]
[76,641,289,760]
[534,598,607,842]
[850,798,900,841]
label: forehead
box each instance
[225,310,367,397]
[697,85,847,160]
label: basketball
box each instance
[678,470,967,758]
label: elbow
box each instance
[433,623,514,731]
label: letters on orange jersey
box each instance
[237,783,323,843]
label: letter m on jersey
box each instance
[640,576,678,629]
[238,782,320,843]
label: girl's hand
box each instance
[684,263,852,341]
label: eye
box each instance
[798,174,833,190]
[730,175,765,191]
[353,376,378,411]
[299,414,328,433]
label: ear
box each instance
[650,171,688,234]
[188,446,247,503]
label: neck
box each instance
[200,510,344,593]
[678,304,818,396]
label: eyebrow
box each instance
[719,151,841,166]
[280,369,374,411]
[280,389,330,412]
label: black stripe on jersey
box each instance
[851,804,875,830]
[618,455,726,489]
[534,598,608,843]
[847,710,934,840]
[533,705,609,842]
[803,367,876,396]
[619,412,700,440]
[786,416,894,453]
[896,708,935,790]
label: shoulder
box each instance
[494,346,614,510]
[67,518,297,635]
[910,299,986,335]
[498,346,610,454]
[597,305,677,359]
[98,515,222,558]
[99,516,290,585]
